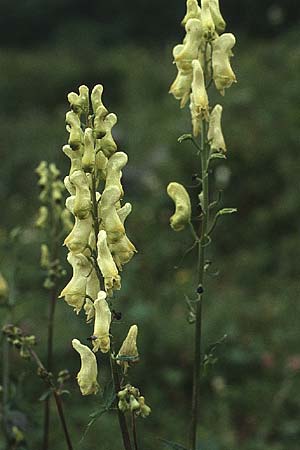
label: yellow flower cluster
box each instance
[169,0,236,136]
[59,84,138,395]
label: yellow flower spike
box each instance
[0,272,9,300]
[169,44,193,108]
[167,182,192,231]
[62,145,82,176]
[71,338,99,395]
[68,85,89,116]
[175,19,202,65]
[69,170,91,219]
[91,84,107,115]
[92,291,112,353]
[59,252,90,313]
[82,128,96,173]
[65,111,83,150]
[105,152,128,196]
[84,298,95,323]
[98,113,118,158]
[36,206,48,228]
[117,325,139,373]
[99,186,125,243]
[97,230,121,295]
[201,0,215,39]
[209,0,226,33]
[190,59,209,135]
[181,0,202,26]
[208,104,226,152]
[86,268,100,302]
[212,33,237,95]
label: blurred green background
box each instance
[1,1,300,449]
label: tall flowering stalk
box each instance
[35,161,72,450]
[60,84,150,450]
[168,1,237,449]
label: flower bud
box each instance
[138,396,151,418]
[181,0,202,26]
[208,104,226,152]
[40,244,50,269]
[72,338,99,395]
[167,182,192,231]
[65,111,83,150]
[129,395,140,412]
[212,33,237,95]
[92,291,111,353]
[97,230,121,295]
[117,325,139,372]
[68,85,89,116]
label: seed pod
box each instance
[72,338,99,395]
[92,291,111,353]
[167,182,191,231]
[208,104,226,152]
[212,33,237,95]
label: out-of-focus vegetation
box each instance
[1,2,300,449]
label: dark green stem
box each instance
[110,356,133,450]
[189,118,209,450]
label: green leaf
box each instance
[217,208,237,216]
[177,134,193,144]
[159,438,188,450]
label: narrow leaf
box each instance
[217,208,237,216]
[177,134,193,144]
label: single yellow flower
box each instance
[72,338,99,395]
